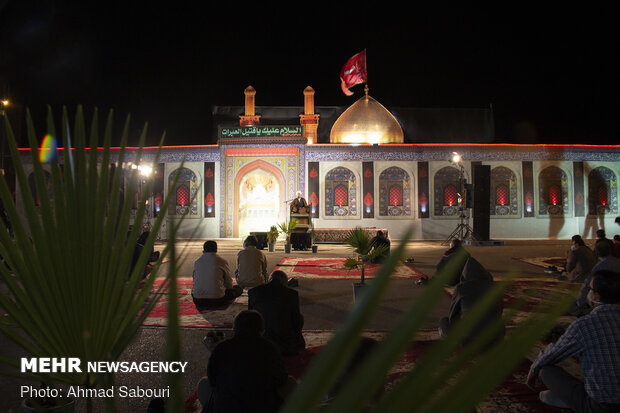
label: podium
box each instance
[290,207,312,250]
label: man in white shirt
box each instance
[235,235,268,289]
[192,241,242,310]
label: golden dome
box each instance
[330,93,404,144]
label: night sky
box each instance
[0,2,616,146]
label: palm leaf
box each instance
[0,106,183,410]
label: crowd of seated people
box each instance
[166,228,620,412]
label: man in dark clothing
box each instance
[439,257,505,347]
[595,229,615,258]
[204,310,290,413]
[248,270,305,355]
[368,230,391,263]
[436,239,471,286]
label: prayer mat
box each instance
[512,256,566,270]
[142,277,248,329]
[273,257,427,280]
[444,279,581,327]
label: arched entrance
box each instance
[234,160,286,238]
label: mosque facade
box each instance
[17,86,620,241]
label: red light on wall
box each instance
[334,185,348,206]
[598,186,608,206]
[177,185,189,206]
[496,184,508,206]
[445,185,457,206]
[389,185,403,206]
[549,185,561,206]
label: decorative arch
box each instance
[325,166,357,216]
[538,166,569,216]
[379,166,411,217]
[490,166,519,216]
[588,166,618,215]
[233,159,286,237]
[168,167,199,216]
[433,166,460,217]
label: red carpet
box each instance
[512,256,566,270]
[273,257,427,280]
[142,277,248,329]
[184,331,564,412]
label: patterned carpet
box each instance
[273,257,427,279]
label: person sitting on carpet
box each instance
[129,231,159,279]
[527,270,620,412]
[438,257,505,348]
[570,241,620,317]
[595,229,615,258]
[192,241,242,311]
[435,239,470,286]
[200,310,294,413]
[559,235,596,283]
[248,270,305,355]
[367,230,391,264]
[235,235,268,290]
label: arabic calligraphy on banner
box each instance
[219,126,303,139]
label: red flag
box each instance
[340,50,367,96]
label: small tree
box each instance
[343,227,387,284]
[278,218,297,245]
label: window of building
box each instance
[325,167,357,216]
[434,166,460,217]
[588,166,618,215]
[490,166,519,217]
[379,166,411,217]
[538,166,568,216]
[168,167,199,216]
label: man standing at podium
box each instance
[290,191,308,213]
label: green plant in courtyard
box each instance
[267,225,279,245]
[0,106,185,412]
[343,227,388,284]
[277,218,297,245]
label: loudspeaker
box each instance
[472,165,490,241]
[290,232,312,250]
[250,232,268,250]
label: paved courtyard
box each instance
[0,237,599,411]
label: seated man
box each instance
[527,270,620,412]
[570,241,620,316]
[560,235,596,283]
[438,257,505,347]
[248,270,305,355]
[436,239,471,286]
[368,230,390,264]
[201,310,292,413]
[290,190,308,213]
[235,235,268,289]
[192,241,242,310]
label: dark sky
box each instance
[0,1,616,146]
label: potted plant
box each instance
[267,225,279,252]
[278,218,297,254]
[0,107,184,411]
[343,227,388,302]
